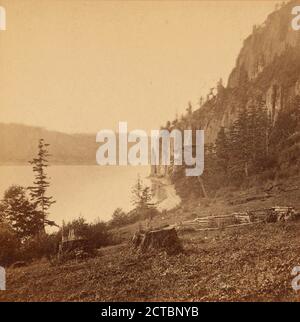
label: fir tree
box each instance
[28,139,56,231]
[216,126,229,174]
[0,185,44,241]
[131,175,144,208]
[226,108,250,183]
[131,176,156,221]
[131,176,154,210]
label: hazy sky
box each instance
[0,0,280,134]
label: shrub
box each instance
[20,234,60,261]
[62,217,114,249]
[0,224,20,266]
[0,185,44,241]
[109,208,130,228]
[88,221,114,248]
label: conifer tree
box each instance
[131,176,156,222]
[226,108,250,182]
[28,139,56,231]
[131,176,154,211]
[216,127,229,174]
[131,175,144,208]
[0,185,44,241]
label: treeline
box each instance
[108,176,159,228]
[0,185,118,265]
[214,99,271,185]
[0,140,112,266]
[0,214,115,266]
[0,141,159,266]
[165,95,300,199]
[0,139,57,265]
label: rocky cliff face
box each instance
[228,2,299,88]
[196,0,300,143]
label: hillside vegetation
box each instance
[2,176,300,302]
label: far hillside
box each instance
[0,123,97,165]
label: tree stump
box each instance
[132,227,182,255]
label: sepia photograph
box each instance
[1,0,300,307]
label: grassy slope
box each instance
[1,177,300,302]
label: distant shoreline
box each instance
[0,163,152,168]
[0,162,97,166]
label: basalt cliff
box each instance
[196,0,300,143]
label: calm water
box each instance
[0,165,150,227]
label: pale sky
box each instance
[0,0,280,134]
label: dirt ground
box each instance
[1,177,300,302]
[1,221,300,302]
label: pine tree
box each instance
[28,139,55,231]
[216,127,229,174]
[226,108,250,183]
[0,185,44,241]
[256,101,271,169]
[131,176,154,210]
[131,176,156,221]
[140,186,155,210]
[131,175,144,208]
[237,107,250,177]
[247,100,271,172]
[186,101,192,114]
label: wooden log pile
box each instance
[177,206,299,232]
[265,206,296,222]
[233,212,251,224]
[180,213,251,231]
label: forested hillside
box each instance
[160,1,300,199]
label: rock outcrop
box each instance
[194,0,300,143]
